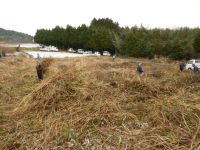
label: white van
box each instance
[186,59,200,70]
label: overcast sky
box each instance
[0,0,200,36]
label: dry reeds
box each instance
[0,57,200,149]
[40,58,54,74]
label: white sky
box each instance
[0,0,200,36]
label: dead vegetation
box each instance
[40,58,54,74]
[0,46,16,53]
[0,56,200,149]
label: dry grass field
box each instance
[0,56,200,149]
[0,46,16,53]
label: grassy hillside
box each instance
[0,57,200,149]
[0,28,33,42]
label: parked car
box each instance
[103,51,111,56]
[82,51,88,54]
[40,45,58,51]
[186,59,200,70]
[68,48,76,53]
[94,51,101,56]
[77,49,84,54]
[88,51,93,54]
[83,51,93,55]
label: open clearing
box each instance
[0,56,200,149]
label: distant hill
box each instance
[0,28,33,42]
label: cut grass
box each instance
[0,56,200,149]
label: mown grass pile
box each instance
[0,56,200,149]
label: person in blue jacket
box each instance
[37,53,41,60]
[137,63,144,74]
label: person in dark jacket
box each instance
[193,64,199,73]
[2,51,6,57]
[137,63,144,74]
[179,61,185,72]
[36,63,43,80]
[16,45,20,52]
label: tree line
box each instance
[34,18,200,60]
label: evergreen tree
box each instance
[193,31,200,53]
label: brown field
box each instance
[0,46,16,53]
[0,56,200,149]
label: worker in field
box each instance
[137,63,144,74]
[36,62,44,80]
[112,54,116,61]
[36,53,41,66]
[179,60,185,72]
[37,53,40,60]
[2,51,6,57]
[16,44,20,51]
[193,64,199,73]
